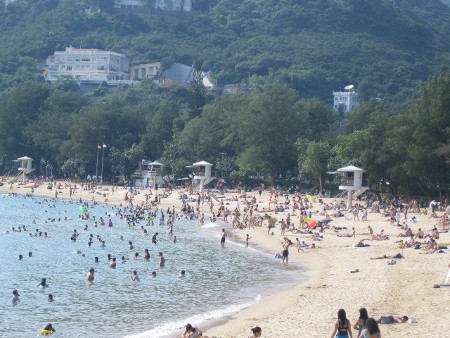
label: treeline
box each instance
[0,0,449,102]
[0,73,448,198]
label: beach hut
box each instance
[186,161,215,192]
[337,165,369,208]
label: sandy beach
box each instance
[1,179,449,338]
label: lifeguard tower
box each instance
[132,160,164,189]
[337,165,369,208]
[186,160,214,192]
[15,156,35,184]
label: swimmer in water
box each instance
[144,249,150,260]
[12,290,20,304]
[43,323,56,334]
[95,257,99,263]
[152,271,157,277]
[28,251,32,257]
[173,236,177,243]
[86,268,95,281]
[178,270,186,278]
[221,228,227,246]
[36,278,49,289]
[109,257,117,268]
[152,232,159,244]
[158,252,165,267]
[121,256,126,263]
[131,270,140,282]
[19,254,23,260]
[48,294,54,302]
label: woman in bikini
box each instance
[331,308,353,338]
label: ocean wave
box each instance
[123,295,262,338]
[201,222,219,228]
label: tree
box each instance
[298,140,332,193]
[237,84,305,182]
[189,62,206,118]
[110,143,144,179]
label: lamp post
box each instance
[100,144,105,185]
[95,144,100,183]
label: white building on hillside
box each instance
[44,47,129,83]
[333,85,359,113]
[114,0,192,11]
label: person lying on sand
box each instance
[370,253,404,260]
[377,315,409,324]
[337,227,355,237]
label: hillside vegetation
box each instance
[0,0,449,101]
[0,0,449,198]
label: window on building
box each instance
[141,68,146,78]
[134,69,139,79]
[67,65,72,70]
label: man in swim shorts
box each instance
[221,228,227,246]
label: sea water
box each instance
[0,194,305,338]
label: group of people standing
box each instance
[331,308,380,338]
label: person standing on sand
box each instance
[221,228,227,246]
[280,219,286,235]
[245,234,251,247]
[282,240,291,263]
[331,308,353,338]
[353,307,368,338]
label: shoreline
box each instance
[1,180,449,337]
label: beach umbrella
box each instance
[307,221,318,229]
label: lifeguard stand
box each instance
[186,160,214,192]
[16,156,34,184]
[132,160,164,189]
[337,165,369,208]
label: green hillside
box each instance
[0,0,449,101]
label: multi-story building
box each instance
[333,87,359,113]
[44,47,129,82]
[129,62,161,80]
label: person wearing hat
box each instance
[12,290,20,304]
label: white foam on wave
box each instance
[201,222,219,228]
[123,295,261,338]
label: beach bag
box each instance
[387,259,396,265]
